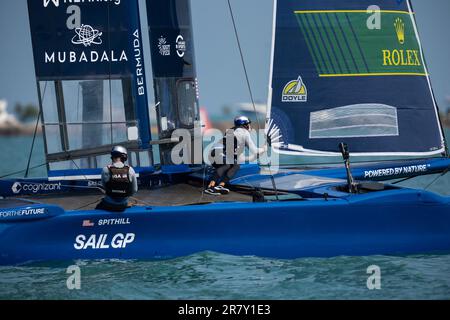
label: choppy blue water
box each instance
[0,131,449,299]
[1,254,450,300]
[0,135,46,178]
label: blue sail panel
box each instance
[145,0,201,164]
[267,0,446,156]
[28,0,145,80]
[146,0,197,79]
[27,0,153,170]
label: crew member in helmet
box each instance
[205,116,267,195]
[96,146,138,211]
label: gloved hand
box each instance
[266,134,272,147]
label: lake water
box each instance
[0,130,449,300]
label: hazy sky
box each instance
[0,0,449,117]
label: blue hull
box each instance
[1,187,449,265]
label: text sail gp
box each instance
[74,233,135,250]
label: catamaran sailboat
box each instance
[0,0,449,265]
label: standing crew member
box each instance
[205,116,266,195]
[96,146,138,211]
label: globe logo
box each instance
[71,24,103,47]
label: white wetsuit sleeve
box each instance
[245,131,264,154]
[129,167,138,195]
[235,128,265,162]
[101,167,110,189]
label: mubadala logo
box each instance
[11,182,62,194]
[282,76,307,102]
[72,24,102,47]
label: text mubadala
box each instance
[74,233,135,250]
[45,50,127,64]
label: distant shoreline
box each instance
[0,116,449,137]
[0,124,42,136]
[441,112,450,128]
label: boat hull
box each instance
[1,188,449,265]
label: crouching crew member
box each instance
[205,116,266,195]
[96,146,138,212]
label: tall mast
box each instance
[146,0,201,165]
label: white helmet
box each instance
[111,145,128,162]
[234,115,251,127]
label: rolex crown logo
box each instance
[394,18,405,45]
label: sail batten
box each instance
[267,0,446,157]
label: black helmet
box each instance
[111,145,128,162]
[234,115,251,127]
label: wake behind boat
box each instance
[0,0,449,265]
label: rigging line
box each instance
[226,0,261,130]
[50,149,104,188]
[107,2,113,146]
[68,157,104,188]
[423,165,450,191]
[393,164,450,188]
[391,175,419,185]
[129,196,153,207]
[0,163,48,179]
[197,164,208,203]
[25,81,48,178]
[227,0,279,201]
[24,109,42,178]
[232,174,290,201]
[76,82,81,121]
[74,197,103,210]
[62,185,104,193]
[44,121,135,126]
[406,0,449,158]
